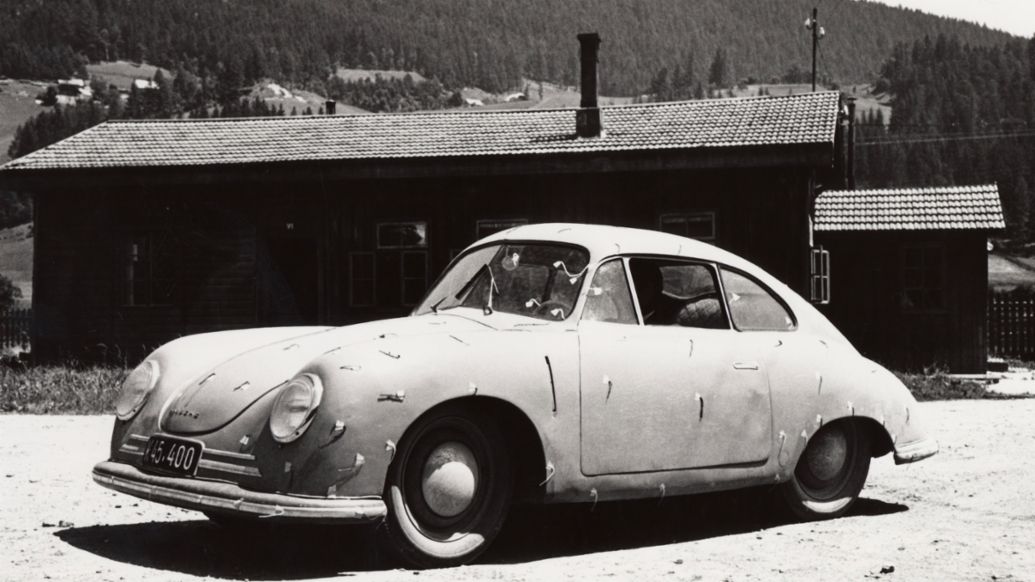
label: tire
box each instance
[380,405,513,568]
[780,421,871,520]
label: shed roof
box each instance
[814,184,1005,232]
[0,92,840,172]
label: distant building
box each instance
[54,78,92,105]
[815,185,1005,373]
[132,78,158,91]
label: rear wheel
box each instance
[380,405,513,568]
[780,422,871,520]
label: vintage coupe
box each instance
[94,223,937,566]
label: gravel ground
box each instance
[2,401,1034,582]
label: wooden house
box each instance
[814,185,1005,373]
[0,35,855,363]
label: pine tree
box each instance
[708,47,728,88]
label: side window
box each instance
[123,231,176,306]
[628,258,727,328]
[582,259,637,324]
[719,268,796,331]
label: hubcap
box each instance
[421,441,479,518]
[805,428,848,482]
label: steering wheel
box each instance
[533,300,569,320]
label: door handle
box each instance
[733,361,759,370]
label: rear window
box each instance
[720,268,796,331]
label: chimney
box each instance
[325,99,337,115]
[576,32,602,138]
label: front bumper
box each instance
[92,461,387,523]
[893,437,939,465]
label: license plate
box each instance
[142,435,203,477]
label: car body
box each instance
[93,223,937,566]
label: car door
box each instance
[578,257,773,476]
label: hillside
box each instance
[0,223,32,308]
[0,0,1018,97]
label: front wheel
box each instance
[380,405,513,568]
[780,422,871,520]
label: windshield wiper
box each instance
[483,263,499,315]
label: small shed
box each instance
[814,184,1005,373]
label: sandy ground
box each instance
[2,402,1034,582]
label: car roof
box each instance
[475,222,755,270]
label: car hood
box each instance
[161,314,500,434]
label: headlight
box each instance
[114,360,160,421]
[269,374,324,443]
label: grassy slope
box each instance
[0,79,49,164]
[0,224,32,307]
[85,61,170,90]
[989,252,1035,291]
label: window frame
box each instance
[901,243,946,314]
[622,255,732,329]
[120,229,177,308]
[348,251,376,307]
[475,219,528,241]
[810,247,831,305]
[376,221,428,250]
[580,257,639,325]
[658,212,718,242]
[400,250,429,307]
[716,265,798,332]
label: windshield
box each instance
[415,243,590,321]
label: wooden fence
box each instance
[0,308,31,352]
[988,292,1035,360]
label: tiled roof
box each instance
[0,92,840,171]
[815,184,1005,231]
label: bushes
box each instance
[895,369,1027,401]
[0,364,127,414]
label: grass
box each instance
[895,370,1031,401]
[0,364,127,414]
[0,361,1028,416]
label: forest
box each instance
[856,35,1035,242]
[0,0,1016,96]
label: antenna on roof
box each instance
[804,7,826,92]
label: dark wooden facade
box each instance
[816,231,989,373]
[27,160,824,360]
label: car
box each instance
[93,223,937,567]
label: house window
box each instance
[349,252,375,307]
[810,247,831,305]
[401,251,429,305]
[377,222,428,249]
[659,212,717,241]
[902,245,945,311]
[476,219,527,240]
[123,232,175,306]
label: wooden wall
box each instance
[817,230,988,373]
[31,164,814,360]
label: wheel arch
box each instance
[818,415,894,458]
[394,396,547,503]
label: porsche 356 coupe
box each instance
[93,223,937,566]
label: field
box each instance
[85,61,170,90]
[0,79,49,163]
[989,252,1035,291]
[0,223,33,307]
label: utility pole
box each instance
[804,7,825,91]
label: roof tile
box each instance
[0,92,840,171]
[815,185,1005,232]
